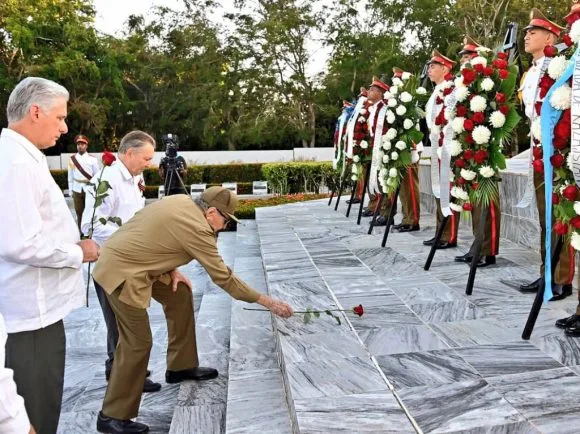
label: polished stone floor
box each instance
[57,196,580,433]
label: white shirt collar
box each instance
[0,128,44,163]
[532,56,545,68]
[114,159,133,181]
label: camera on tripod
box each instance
[161,134,183,172]
[159,133,188,195]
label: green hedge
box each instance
[142,163,263,185]
[234,194,330,219]
[143,182,253,199]
[261,162,339,195]
[52,170,68,190]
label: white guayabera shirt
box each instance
[80,159,146,247]
[0,128,84,333]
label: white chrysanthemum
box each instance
[382,155,390,163]
[451,186,469,201]
[436,147,442,159]
[444,108,455,121]
[479,166,495,178]
[480,77,495,92]
[382,141,392,151]
[390,86,399,95]
[471,56,487,67]
[531,118,542,141]
[403,119,414,130]
[548,56,568,81]
[489,111,506,128]
[386,128,398,140]
[460,169,477,181]
[360,140,369,149]
[571,20,580,44]
[393,77,404,87]
[353,155,360,163]
[571,232,580,251]
[472,125,491,144]
[391,151,399,160]
[470,95,487,112]
[383,91,392,100]
[455,86,470,102]
[358,116,366,123]
[441,80,453,90]
[454,76,465,88]
[379,168,387,178]
[402,72,412,81]
[387,111,396,124]
[351,174,358,181]
[352,165,358,174]
[388,98,398,108]
[396,105,407,116]
[389,168,398,178]
[450,202,463,212]
[574,201,580,215]
[450,140,462,157]
[451,117,465,134]
[400,92,413,103]
[395,141,406,150]
[416,87,427,95]
[550,84,572,110]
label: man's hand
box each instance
[78,239,99,262]
[29,425,36,434]
[257,295,294,318]
[169,269,192,292]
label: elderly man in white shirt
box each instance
[0,77,99,434]
[81,130,161,393]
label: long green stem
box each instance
[85,166,106,307]
[243,308,350,313]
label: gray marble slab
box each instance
[409,299,485,323]
[279,330,368,364]
[429,319,522,347]
[169,403,225,434]
[229,325,279,373]
[358,324,450,356]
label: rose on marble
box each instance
[243,304,365,324]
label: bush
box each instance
[234,193,329,219]
[261,162,339,194]
[52,170,68,190]
[142,182,253,199]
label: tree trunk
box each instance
[308,101,316,148]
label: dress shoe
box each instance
[374,216,387,226]
[143,379,161,393]
[556,314,579,329]
[362,208,374,217]
[97,411,149,433]
[549,284,573,302]
[519,277,541,293]
[435,241,457,249]
[474,255,496,267]
[423,237,436,246]
[346,198,361,204]
[165,367,218,384]
[454,252,473,263]
[107,369,151,382]
[565,319,580,337]
[397,224,420,232]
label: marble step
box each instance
[225,220,293,434]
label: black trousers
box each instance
[5,320,65,434]
[94,279,119,374]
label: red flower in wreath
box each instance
[461,69,477,85]
[499,104,510,115]
[550,153,565,168]
[483,66,495,77]
[455,158,466,168]
[563,185,579,201]
[532,159,544,174]
[543,45,558,58]
[571,216,580,229]
[492,59,508,69]
[553,193,560,205]
[464,119,475,132]
[532,146,543,160]
[497,52,508,60]
[498,69,509,80]
[463,203,474,211]
[463,149,474,160]
[473,64,485,74]
[495,92,506,103]
[474,150,488,164]
[554,221,569,236]
[471,112,485,124]
[456,105,468,117]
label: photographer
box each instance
[158,134,188,195]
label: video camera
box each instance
[161,134,184,173]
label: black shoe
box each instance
[392,222,404,230]
[556,314,579,329]
[165,367,219,384]
[519,277,541,293]
[549,284,573,302]
[374,216,387,226]
[435,241,457,249]
[454,252,473,263]
[346,198,361,204]
[97,411,149,433]
[423,237,436,246]
[107,369,151,382]
[362,208,374,217]
[143,378,161,393]
[565,319,580,337]
[474,256,496,267]
[397,224,420,232]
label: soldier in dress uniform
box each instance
[518,9,573,300]
[67,134,99,234]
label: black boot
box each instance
[397,224,420,232]
[454,252,473,263]
[556,314,579,329]
[549,284,573,302]
[423,237,436,246]
[565,319,580,337]
[519,277,541,293]
[346,198,361,204]
[97,412,149,433]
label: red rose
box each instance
[474,150,488,164]
[102,151,116,166]
[463,203,473,211]
[353,304,364,317]
[474,63,485,74]
[532,159,544,173]
[464,119,475,132]
[483,66,495,77]
[553,193,560,205]
[461,68,477,85]
[463,149,474,160]
[553,137,568,149]
[554,221,569,235]
[498,69,509,80]
[465,134,474,145]
[539,76,556,99]
[455,158,466,168]
[495,92,506,103]
[492,59,508,69]
[444,73,454,81]
[543,45,557,58]
[499,104,510,115]
[563,185,579,201]
[550,153,565,168]
[456,105,467,117]
[472,112,485,124]
[497,52,508,60]
[458,177,466,185]
[532,146,543,160]
[443,87,453,96]
[472,182,479,190]
[554,119,571,141]
[563,34,574,47]
[571,216,580,229]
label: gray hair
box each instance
[7,77,69,123]
[118,130,156,154]
[194,196,209,211]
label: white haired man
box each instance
[0,77,100,434]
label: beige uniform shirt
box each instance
[93,195,260,309]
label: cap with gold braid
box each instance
[523,8,564,36]
[368,75,390,92]
[458,36,481,56]
[428,49,457,70]
[392,67,404,78]
[565,0,580,25]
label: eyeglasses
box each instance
[216,209,232,229]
